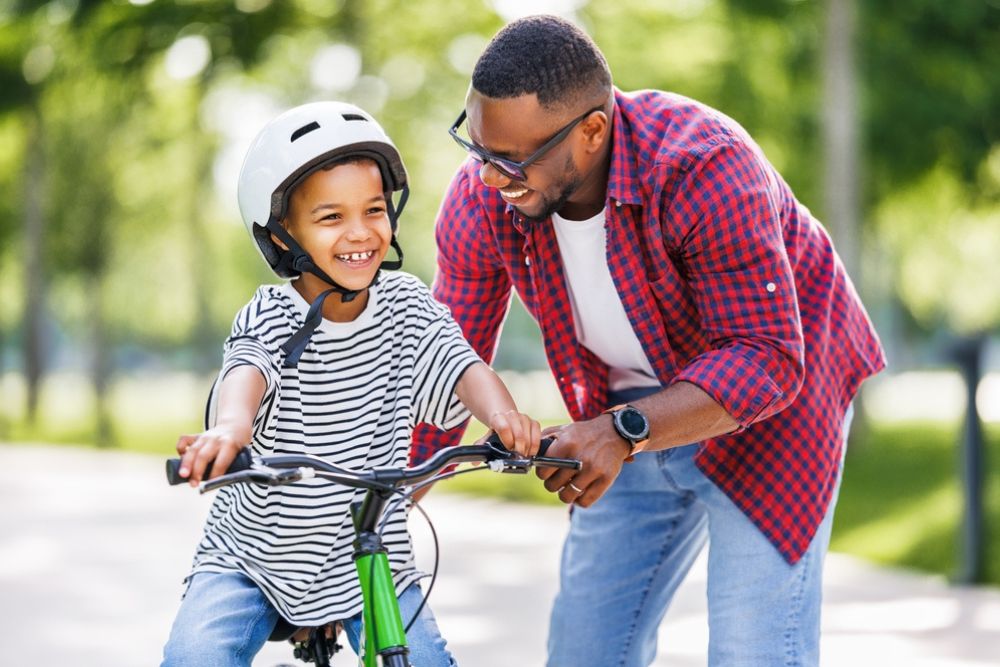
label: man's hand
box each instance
[535,415,632,507]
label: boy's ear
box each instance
[271,223,290,252]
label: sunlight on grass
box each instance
[833,483,960,563]
[1,371,213,453]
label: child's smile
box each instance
[334,249,378,268]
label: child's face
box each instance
[283,159,392,294]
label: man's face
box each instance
[463,92,592,221]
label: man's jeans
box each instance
[161,571,456,666]
[547,389,851,667]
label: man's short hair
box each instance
[472,15,612,110]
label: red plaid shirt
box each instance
[414,89,885,563]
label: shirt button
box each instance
[766,282,777,293]
[615,200,623,208]
[525,257,531,267]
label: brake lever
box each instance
[493,457,532,474]
[198,466,310,494]
[482,433,579,473]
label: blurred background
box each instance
[0,0,998,588]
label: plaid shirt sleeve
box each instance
[411,164,513,462]
[665,139,805,427]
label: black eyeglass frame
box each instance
[448,105,605,181]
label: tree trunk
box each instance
[186,87,218,375]
[822,0,860,281]
[92,272,115,447]
[823,0,874,442]
[22,105,46,426]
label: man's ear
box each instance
[581,111,609,153]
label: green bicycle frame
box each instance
[355,551,408,666]
[352,490,410,667]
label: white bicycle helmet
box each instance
[236,102,410,367]
[237,101,408,280]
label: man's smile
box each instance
[500,186,529,202]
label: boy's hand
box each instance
[175,425,251,488]
[488,409,541,457]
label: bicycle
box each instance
[165,435,579,667]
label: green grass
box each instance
[832,421,1000,584]
[2,372,997,585]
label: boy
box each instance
[161,101,540,667]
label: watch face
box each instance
[618,407,649,439]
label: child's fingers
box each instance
[208,444,241,481]
[177,438,203,482]
[529,419,542,457]
[505,413,536,457]
[176,434,196,456]
[187,440,219,487]
[489,411,516,450]
[507,415,528,455]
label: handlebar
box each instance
[165,434,580,494]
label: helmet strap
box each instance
[387,184,409,231]
[280,288,336,368]
[380,237,404,271]
[266,219,409,368]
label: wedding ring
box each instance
[568,483,583,493]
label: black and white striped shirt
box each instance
[187,272,482,625]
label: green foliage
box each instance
[875,165,1000,334]
[862,0,1000,201]
[0,0,998,434]
[833,421,1000,584]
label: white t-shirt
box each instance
[188,272,481,625]
[551,209,660,391]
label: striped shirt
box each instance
[187,273,482,625]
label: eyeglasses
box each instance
[448,105,604,181]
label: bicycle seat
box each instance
[269,618,299,642]
[269,620,339,643]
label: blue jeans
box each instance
[162,571,455,666]
[547,389,851,667]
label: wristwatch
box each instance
[603,404,651,462]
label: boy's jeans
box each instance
[162,571,456,666]
[547,388,852,667]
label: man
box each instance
[413,14,885,667]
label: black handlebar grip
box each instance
[537,436,555,457]
[484,432,556,457]
[165,448,254,486]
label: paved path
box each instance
[0,444,997,666]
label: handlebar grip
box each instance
[537,437,555,457]
[165,448,254,486]
[484,432,555,455]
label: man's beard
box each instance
[520,156,583,223]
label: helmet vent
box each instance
[342,113,367,122]
[290,121,320,142]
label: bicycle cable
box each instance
[377,464,501,633]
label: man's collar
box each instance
[605,88,644,208]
